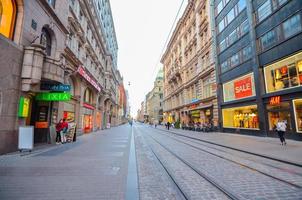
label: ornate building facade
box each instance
[162,0,218,126]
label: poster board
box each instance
[18,126,34,151]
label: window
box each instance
[221,60,229,72]
[240,20,249,35]
[230,53,239,67]
[0,0,16,39]
[217,1,223,15]
[219,39,227,52]
[40,27,52,56]
[242,45,252,62]
[257,0,272,22]
[260,30,276,50]
[223,73,255,102]
[84,88,92,103]
[228,29,238,46]
[218,20,225,32]
[267,102,292,131]
[293,99,302,133]
[47,0,56,8]
[203,78,212,99]
[264,51,302,93]
[237,0,246,13]
[227,9,235,23]
[222,105,259,129]
[282,14,302,39]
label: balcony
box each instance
[42,57,64,83]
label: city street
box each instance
[1,123,302,200]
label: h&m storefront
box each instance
[263,51,302,139]
[221,73,261,133]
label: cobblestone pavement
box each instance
[136,124,302,200]
[0,125,132,200]
[133,126,186,200]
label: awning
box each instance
[187,103,213,112]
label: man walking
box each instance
[276,120,287,145]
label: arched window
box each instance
[0,0,16,39]
[40,27,52,56]
[84,88,92,104]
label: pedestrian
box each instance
[167,121,170,130]
[61,119,68,144]
[55,119,63,144]
[276,120,287,145]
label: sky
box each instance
[110,0,186,117]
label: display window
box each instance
[267,102,291,131]
[223,73,256,102]
[189,110,200,123]
[222,105,259,129]
[293,99,302,133]
[264,51,302,93]
[83,114,92,133]
[0,0,16,39]
[63,111,75,123]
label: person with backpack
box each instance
[276,120,287,145]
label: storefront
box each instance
[95,111,102,129]
[263,51,302,139]
[182,102,213,124]
[82,103,94,133]
[222,105,259,130]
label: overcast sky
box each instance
[110,0,186,117]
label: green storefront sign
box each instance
[36,92,71,101]
[18,97,30,117]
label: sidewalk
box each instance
[155,125,302,166]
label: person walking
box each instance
[55,119,63,144]
[61,119,68,144]
[167,121,170,130]
[276,120,287,145]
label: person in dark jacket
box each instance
[167,122,170,130]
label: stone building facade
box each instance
[0,0,122,154]
[161,0,218,127]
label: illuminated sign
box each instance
[77,66,101,92]
[36,93,71,101]
[40,83,71,91]
[269,96,281,105]
[18,97,30,117]
[35,122,48,128]
[83,103,95,110]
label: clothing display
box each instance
[233,111,258,129]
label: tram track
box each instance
[149,127,302,189]
[139,128,241,200]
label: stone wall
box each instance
[0,35,23,154]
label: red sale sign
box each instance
[234,77,253,99]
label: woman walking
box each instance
[276,120,287,145]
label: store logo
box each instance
[36,92,71,101]
[234,77,253,99]
[269,96,281,105]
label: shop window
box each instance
[264,51,302,93]
[0,0,16,39]
[294,99,302,133]
[222,105,259,129]
[40,28,52,56]
[257,0,272,23]
[223,73,255,102]
[282,14,302,40]
[267,102,291,131]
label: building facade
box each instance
[144,69,164,124]
[162,0,218,127]
[211,0,302,140]
[0,0,122,154]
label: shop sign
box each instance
[234,76,253,99]
[83,103,95,110]
[189,104,198,110]
[18,97,30,117]
[36,92,71,101]
[77,66,101,92]
[35,122,48,128]
[269,96,281,105]
[40,83,71,92]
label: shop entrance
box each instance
[83,114,93,133]
[267,102,292,131]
